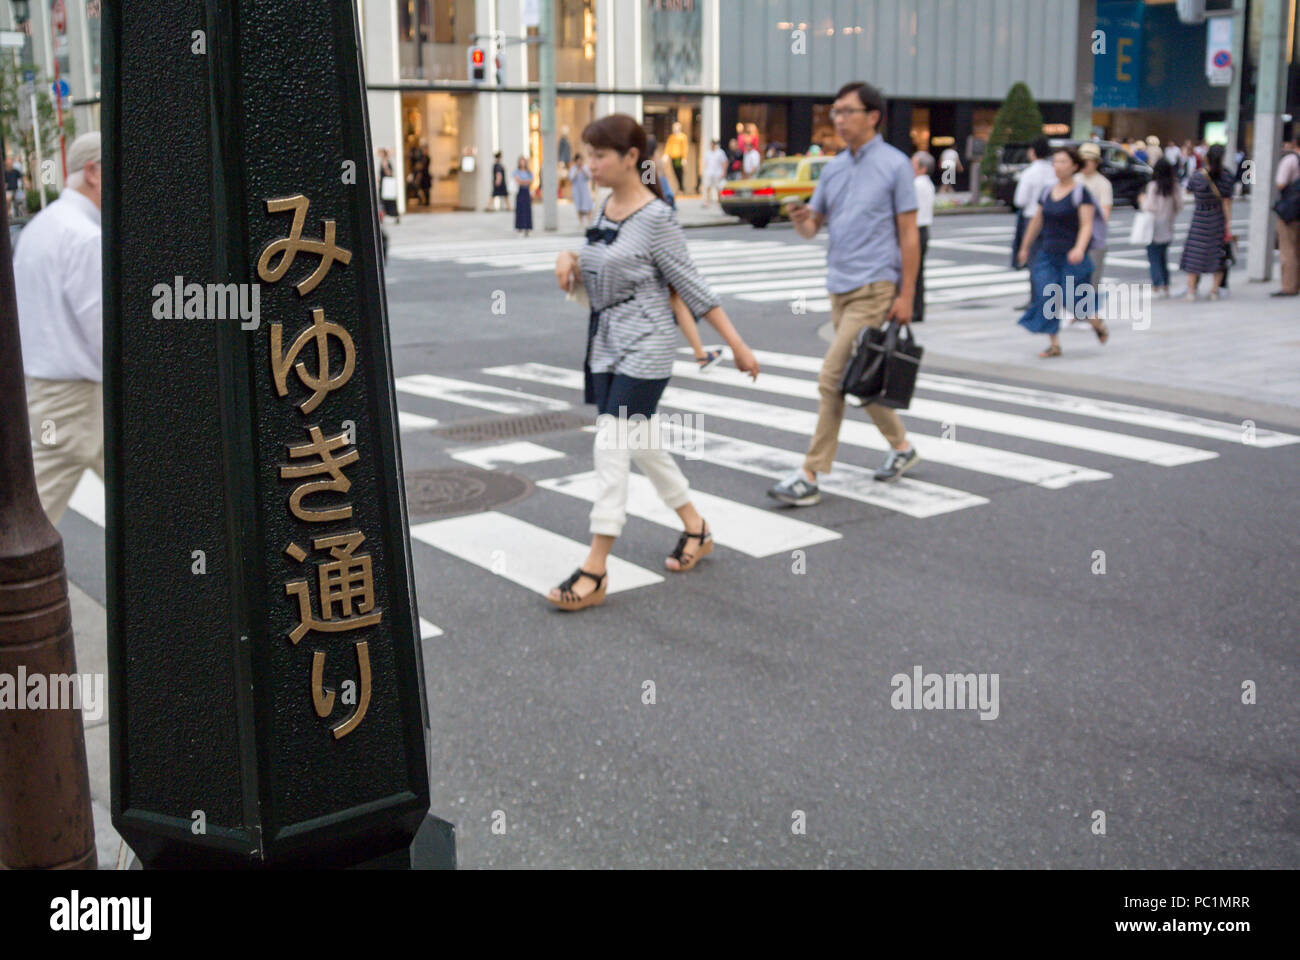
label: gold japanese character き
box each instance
[310,642,372,739]
[284,531,382,644]
[257,194,353,296]
[271,307,356,414]
[280,425,359,523]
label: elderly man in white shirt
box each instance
[912,151,936,322]
[14,132,103,525]
[1012,135,1056,309]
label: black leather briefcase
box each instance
[840,321,923,410]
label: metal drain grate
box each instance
[404,467,533,520]
[431,410,592,445]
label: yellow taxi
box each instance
[719,154,830,228]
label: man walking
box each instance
[1273,134,1300,298]
[14,132,103,525]
[911,151,936,323]
[768,81,921,506]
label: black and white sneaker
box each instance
[767,469,821,506]
[697,349,723,373]
[874,447,920,482]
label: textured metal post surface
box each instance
[0,152,97,871]
[104,0,434,867]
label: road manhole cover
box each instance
[404,467,533,520]
[432,410,592,444]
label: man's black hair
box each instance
[834,81,886,123]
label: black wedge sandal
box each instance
[548,568,608,611]
[666,521,713,573]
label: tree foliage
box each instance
[981,82,1045,186]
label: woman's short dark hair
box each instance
[582,114,665,201]
[1054,146,1083,171]
[834,81,886,124]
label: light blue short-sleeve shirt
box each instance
[809,134,918,294]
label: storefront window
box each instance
[528,0,596,84]
[401,92,468,210]
[737,103,788,154]
[909,107,931,154]
[642,0,701,88]
[397,0,476,81]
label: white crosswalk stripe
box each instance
[409,511,663,596]
[651,422,988,517]
[483,363,1113,488]
[666,362,1218,466]
[395,374,571,415]
[538,471,841,557]
[705,347,1300,447]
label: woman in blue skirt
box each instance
[513,156,534,237]
[1016,146,1110,358]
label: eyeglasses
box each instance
[586,226,619,245]
[829,107,871,119]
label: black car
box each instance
[993,139,1152,209]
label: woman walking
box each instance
[513,156,534,237]
[1140,157,1182,298]
[376,148,400,222]
[1179,144,1234,301]
[549,114,760,611]
[570,153,594,228]
[486,151,510,211]
[1016,146,1109,358]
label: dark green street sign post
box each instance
[103,1,453,868]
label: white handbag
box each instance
[380,176,398,201]
[1129,210,1155,246]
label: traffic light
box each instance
[468,45,486,83]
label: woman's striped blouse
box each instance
[578,197,719,381]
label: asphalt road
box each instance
[60,207,1299,868]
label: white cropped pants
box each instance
[588,413,691,537]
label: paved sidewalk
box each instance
[66,580,126,869]
[913,276,1300,427]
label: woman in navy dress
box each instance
[1016,146,1110,358]
[1179,143,1234,301]
[513,156,534,236]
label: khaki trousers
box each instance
[804,280,907,475]
[26,377,104,526]
[1277,216,1300,295]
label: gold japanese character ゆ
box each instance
[271,307,356,414]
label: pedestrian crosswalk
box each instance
[63,344,1299,619]
[387,213,1255,314]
